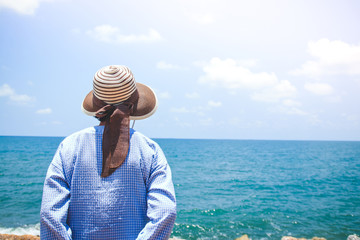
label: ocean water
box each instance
[0,135,359,239]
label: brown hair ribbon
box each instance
[94,90,139,177]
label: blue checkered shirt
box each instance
[40,126,176,239]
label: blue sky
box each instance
[0,0,359,140]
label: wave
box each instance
[0,223,40,236]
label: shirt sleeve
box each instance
[137,145,177,240]
[40,145,72,240]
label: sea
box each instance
[0,135,359,240]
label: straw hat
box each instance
[81,65,158,177]
[82,65,157,120]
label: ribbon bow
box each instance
[94,91,139,177]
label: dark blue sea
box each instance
[0,135,359,239]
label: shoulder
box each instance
[129,129,166,164]
[130,129,160,150]
[60,126,98,146]
[51,127,100,177]
[56,126,100,156]
[130,129,167,164]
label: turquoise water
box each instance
[0,136,359,239]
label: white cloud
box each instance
[156,61,184,70]
[174,117,192,128]
[170,105,206,116]
[251,80,297,103]
[188,13,215,25]
[284,107,308,116]
[36,108,52,114]
[228,117,240,126]
[0,83,14,96]
[341,113,359,125]
[208,100,222,107]
[307,114,322,126]
[269,99,308,117]
[182,0,217,25]
[158,91,171,99]
[0,0,53,15]
[236,59,258,68]
[153,88,171,99]
[87,25,163,44]
[291,39,360,78]
[271,98,308,117]
[0,0,39,15]
[324,95,342,103]
[199,117,213,126]
[0,84,34,104]
[282,99,302,107]
[171,107,190,113]
[199,57,297,103]
[185,92,200,99]
[304,82,334,95]
[271,105,308,116]
[199,57,278,89]
[10,94,33,103]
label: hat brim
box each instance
[82,82,158,120]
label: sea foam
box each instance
[0,223,40,236]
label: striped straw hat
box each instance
[82,65,157,120]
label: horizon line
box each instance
[0,134,359,142]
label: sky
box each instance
[0,0,360,140]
